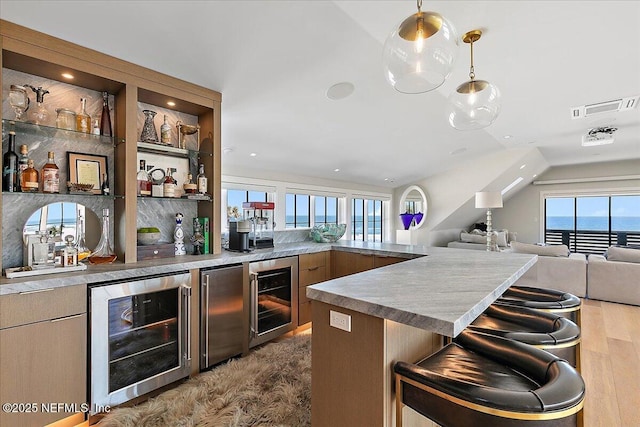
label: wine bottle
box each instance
[197,163,207,194]
[101,173,110,195]
[100,91,112,137]
[21,159,39,192]
[2,131,19,192]
[76,97,91,133]
[41,151,60,193]
[160,114,171,144]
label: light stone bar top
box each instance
[0,240,420,296]
[307,244,537,337]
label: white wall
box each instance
[492,159,640,244]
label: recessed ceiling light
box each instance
[167,101,176,107]
[503,135,513,139]
[519,164,526,170]
[532,174,537,178]
[223,147,234,154]
[450,147,467,155]
[334,168,340,172]
[61,73,74,79]
[326,82,355,100]
[250,152,257,157]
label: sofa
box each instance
[510,242,587,298]
[587,246,640,306]
[447,229,515,252]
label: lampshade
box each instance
[447,30,501,130]
[382,0,458,94]
[475,191,503,209]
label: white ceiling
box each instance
[2,1,639,189]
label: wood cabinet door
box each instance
[0,314,87,427]
[373,255,407,268]
[331,251,374,278]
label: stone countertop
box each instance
[306,246,537,337]
[0,240,422,296]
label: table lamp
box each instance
[475,191,503,251]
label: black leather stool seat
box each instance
[468,304,581,368]
[394,330,585,427]
[498,286,581,326]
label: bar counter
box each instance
[306,243,537,427]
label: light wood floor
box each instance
[581,299,640,426]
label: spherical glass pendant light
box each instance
[383,0,459,94]
[447,30,501,130]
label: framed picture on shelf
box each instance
[67,152,108,195]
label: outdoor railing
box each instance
[545,229,640,255]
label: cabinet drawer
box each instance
[299,265,327,288]
[0,284,86,329]
[137,243,176,261]
[299,252,327,270]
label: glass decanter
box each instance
[74,211,91,262]
[9,85,30,121]
[26,85,50,125]
[88,208,117,264]
[140,109,159,143]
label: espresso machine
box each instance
[242,202,275,249]
[228,220,252,252]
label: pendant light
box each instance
[383,0,458,94]
[447,30,501,130]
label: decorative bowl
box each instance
[137,231,161,245]
[310,224,347,243]
[67,181,94,193]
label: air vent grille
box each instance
[571,95,639,119]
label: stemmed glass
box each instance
[9,84,30,121]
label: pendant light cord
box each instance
[469,39,476,81]
[417,0,422,12]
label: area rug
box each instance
[98,333,311,427]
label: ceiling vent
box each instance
[571,95,639,119]
[581,126,617,147]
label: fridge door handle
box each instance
[202,275,210,365]
[182,284,192,362]
[250,272,259,339]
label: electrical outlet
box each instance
[329,310,351,332]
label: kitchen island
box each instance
[306,245,537,427]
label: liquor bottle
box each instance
[2,131,19,192]
[17,144,29,191]
[197,163,207,194]
[88,208,117,264]
[137,159,151,196]
[41,151,60,193]
[100,91,112,137]
[63,235,78,267]
[101,173,110,195]
[76,97,91,133]
[160,114,171,145]
[163,167,176,197]
[21,159,39,192]
[183,173,197,194]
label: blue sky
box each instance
[547,195,640,217]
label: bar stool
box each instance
[394,330,585,427]
[498,285,582,326]
[467,303,581,371]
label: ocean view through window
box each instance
[352,198,384,242]
[545,194,640,253]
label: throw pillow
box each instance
[460,231,487,245]
[605,245,640,263]
[511,241,570,257]
[495,230,508,248]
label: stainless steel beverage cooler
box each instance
[89,272,192,413]
[200,264,246,369]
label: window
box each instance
[226,189,267,222]
[286,193,310,228]
[544,194,640,254]
[351,198,384,242]
[315,196,338,226]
